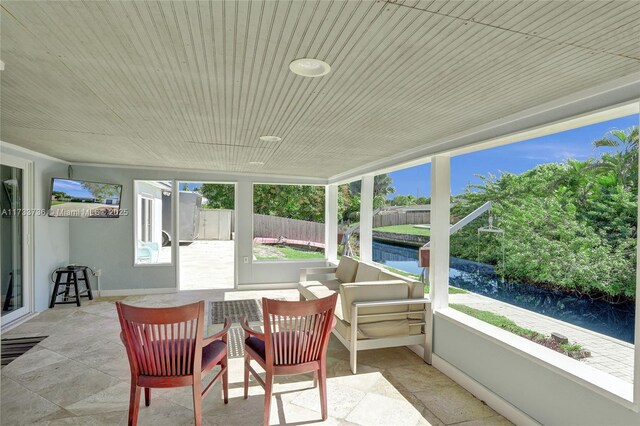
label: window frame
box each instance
[251,182,328,263]
[428,110,640,410]
[133,180,173,267]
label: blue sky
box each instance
[52,179,94,198]
[388,114,639,197]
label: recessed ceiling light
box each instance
[259,135,282,142]
[248,161,264,166]
[289,58,331,77]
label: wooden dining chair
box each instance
[241,294,338,426]
[116,301,231,426]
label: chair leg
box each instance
[263,373,273,426]
[243,353,250,399]
[72,272,81,307]
[128,382,141,426]
[221,359,229,404]
[313,370,318,388]
[318,364,328,421]
[144,388,151,407]
[193,381,203,426]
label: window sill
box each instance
[252,258,328,264]
[133,262,173,268]
[435,307,637,411]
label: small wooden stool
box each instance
[49,266,94,308]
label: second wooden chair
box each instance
[241,294,338,426]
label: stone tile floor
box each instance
[1,289,510,426]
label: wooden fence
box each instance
[226,211,429,243]
[253,214,325,244]
[373,211,430,228]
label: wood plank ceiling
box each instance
[1,0,638,178]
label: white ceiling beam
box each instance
[328,73,640,184]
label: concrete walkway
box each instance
[179,240,235,290]
[450,292,634,383]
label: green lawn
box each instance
[254,244,325,260]
[424,285,468,295]
[374,224,430,236]
[450,304,540,339]
[449,303,585,354]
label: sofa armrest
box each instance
[300,266,338,282]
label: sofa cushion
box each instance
[335,256,359,283]
[339,280,407,323]
[354,263,381,282]
[359,320,410,338]
[378,272,398,281]
[304,282,346,322]
[334,318,420,340]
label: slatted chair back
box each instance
[116,301,205,377]
[262,294,337,367]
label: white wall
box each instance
[67,165,328,292]
[0,143,70,312]
[434,315,640,425]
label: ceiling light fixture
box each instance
[248,161,264,166]
[259,135,282,142]
[289,58,331,77]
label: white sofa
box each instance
[298,256,432,373]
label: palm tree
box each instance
[593,127,638,153]
[592,126,638,190]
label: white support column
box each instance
[325,184,338,262]
[429,156,451,310]
[235,181,253,286]
[360,175,374,262]
[634,153,640,403]
[172,180,180,291]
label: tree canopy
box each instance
[197,183,325,222]
[198,173,431,225]
[450,126,638,300]
[81,182,120,200]
[198,184,234,209]
[253,184,325,222]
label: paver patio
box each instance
[450,292,634,383]
[179,240,235,290]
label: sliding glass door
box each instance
[1,156,31,325]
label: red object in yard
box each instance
[419,247,430,267]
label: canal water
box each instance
[372,240,636,343]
